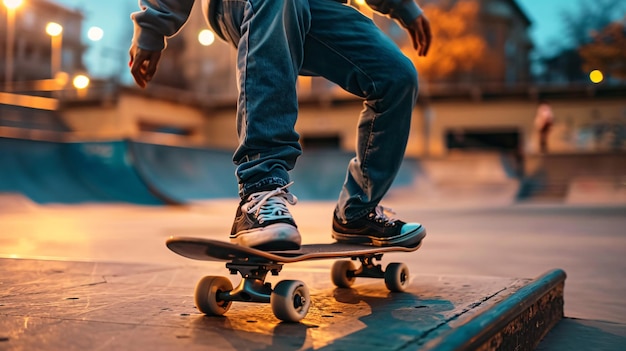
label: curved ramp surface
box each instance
[130,145,419,202]
[129,141,237,202]
[1,138,98,204]
[1,137,421,205]
[65,141,165,204]
[0,137,163,205]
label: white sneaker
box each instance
[230,183,301,250]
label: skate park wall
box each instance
[0,137,419,205]
[6,135,622,206]
[518,153,626,203]
[0,137,164,205]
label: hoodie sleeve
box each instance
[131,0,195,51]
[365,0,423,27]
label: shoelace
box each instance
[243,183,297,224]
[370,205,398,226]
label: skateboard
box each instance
[166,232,425,322]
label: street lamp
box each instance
[45,22,63,80]
[3,0,23,91]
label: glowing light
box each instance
[73,74,90,89]
[55,71,69,87]
[87,26,104,42]
[46,22,63,37]
[354,0,366,5]
[3,0,23,10]
[198,29,215,46]
[589,70,604,84]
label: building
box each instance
[0,0,86,86]
[4,0,624,160]
[476,0,533,84]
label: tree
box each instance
[579,21,626,80]
[401,0,486,83]
[538,0,626,83]
[560,0,626,48]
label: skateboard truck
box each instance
[349,254,385,279]
[222,262,283,303]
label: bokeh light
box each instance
[3,0,23,10]
[198,29,215,46]
[87,26,104,42]
[54,71,69,87]
[46,22,63,37]
[589,70,604,84]
[73,74,90,89]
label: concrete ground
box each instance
[1,258,536,350]
[1,197,625,349]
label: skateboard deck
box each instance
[166,234,425,264]
[166,231,426,323]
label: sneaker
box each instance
[230,183,301,250]
[332,206,426,247]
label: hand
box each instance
[129,45,162,88]
[405,14,432,57]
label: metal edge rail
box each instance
[420,268,567,351]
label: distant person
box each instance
[129,0,431,250]
[534,101,554,153]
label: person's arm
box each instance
[365,0,432,56]
[129,0,195,87]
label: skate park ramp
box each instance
[519,153,626,203]
[0,137,163,205]
[129,144,419,202]
[387,152,521,206]
[0,137,240,205]
[0,137,424,205]
[131,145,420,202]
[128,141,237,202]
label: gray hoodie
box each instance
[131,0,423,51]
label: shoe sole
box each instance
[230,223,301,251]
[332,225,426,247]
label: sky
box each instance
[515,0,572,53]
[50,0,601,82]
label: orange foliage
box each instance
[403,0,486,82]
[579,21,626,80]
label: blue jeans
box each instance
[214,0,418,221]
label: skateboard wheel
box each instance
[331,260,356,288]
[271,280,311,322]
[194,276,233,316]
[384,263,409,292]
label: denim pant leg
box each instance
[217,0,311,198]
[301,0,419,221]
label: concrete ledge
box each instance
[421,269,566,351]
